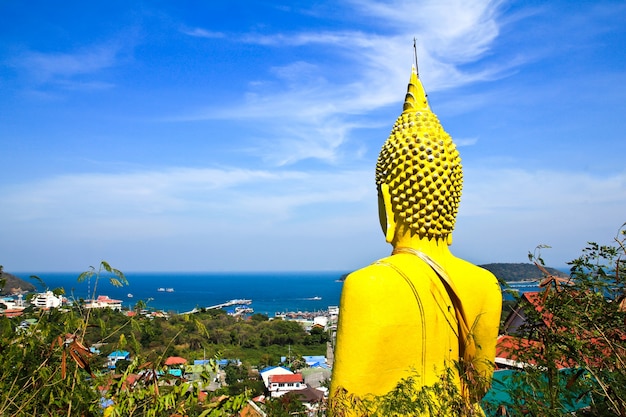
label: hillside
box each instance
[0,270,36,295]
[339,262,567,282]
[479,262,568,282]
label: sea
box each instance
[14,271,347,316]
[11,270,545,316]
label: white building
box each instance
[31,291,63,309]
[259,366,294,387]
[85,295,123,310]
[1,294,25,310]
[107,350,131,369]
[268,373,306,398]
[313,316,328,328]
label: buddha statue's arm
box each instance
[461,269,502,398]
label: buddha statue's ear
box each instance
[379,183,396,244]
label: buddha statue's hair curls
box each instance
[375,69,463,239]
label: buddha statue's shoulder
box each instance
[446,256,501,303]
[343,254,435,287]
[451,256,498,283]
[342,257,394,283]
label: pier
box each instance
[181,299,252,315]
[205,299,252,310]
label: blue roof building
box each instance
[107,350,130,369]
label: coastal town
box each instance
[0,275,340,416]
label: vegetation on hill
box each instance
[0,265,36,295]
[80,307,328,368]
[479,262,567,282]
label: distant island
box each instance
[479,263,568,282]
[0,268,36,295]
[338,263,568,283]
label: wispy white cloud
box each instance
[13,45,119,83]
[0,167,371,226]
[455,137,479,147]
[462,168,626,215]
[348,0,504,60]
[0,165,378,270]
[180,27,225,39]
[175,0,514,167]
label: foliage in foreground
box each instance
[0,262,249,417]
[328,365,487,417]
[485,223,626,416]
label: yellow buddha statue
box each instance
[329,65,502,415]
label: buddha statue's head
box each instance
[375,66,463,243]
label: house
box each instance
[497,291,573,370]
[164,356,187,377]
[107,350,131,369]
[313,316,328,328]
[85,295,123,310]
[286,385,326,414]
[217,359,242,368]
[1,308,25,318]
[300,367,331,388]
[327,305,339,324]
[495,334,546,370]
[499,288,623,371]
[501,291,551,335]
[267,373,306,398]
[1,295,25,310]
[259,366,293,387]
[31,291,63,309]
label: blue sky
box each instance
[1,0,625,272]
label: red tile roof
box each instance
[164,356,187,366]
[269,374,303,383]
[96,295,122,303]
[1,309,24,317]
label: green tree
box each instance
[305,326,329,345]
[133,298,147,312]
[224,362,248,385]
[264,393,307,417]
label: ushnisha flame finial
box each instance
[376,64,463,240]
[402,64,430,113]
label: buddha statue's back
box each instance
[329,64,502,416]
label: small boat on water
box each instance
[127,293,133,298]
[157,288,165,292]
[309,296,322,301]
[166,288,174,292]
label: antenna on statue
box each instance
[413,37,420,78]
